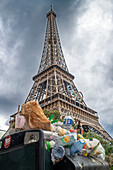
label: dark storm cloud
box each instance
[0,96,18,114]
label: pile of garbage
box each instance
[44,118,105,164]
[14,101,105,164]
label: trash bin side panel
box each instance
[0,144,35,170]
[45,149,53,170]
[0,130,45,170]
[67,156,109,170]
[35,130,45,170]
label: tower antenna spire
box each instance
[50,5,52,11]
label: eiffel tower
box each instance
[24,6,112,141]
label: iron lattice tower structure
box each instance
[25,7,112,141]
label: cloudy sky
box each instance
[0,0,113,137]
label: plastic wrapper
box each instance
[20,101,52,131]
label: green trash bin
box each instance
[0,130,109,170]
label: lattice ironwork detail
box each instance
[38,8,68,73]
[25,66,86,106]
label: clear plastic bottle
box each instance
[56,126,67,136]
[51,145,65,164]
[70,139,85,155]
[45,140,55,151]
[63,111,73,130]
[55,133,75,146]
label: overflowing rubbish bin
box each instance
[0,130,109,170]
[0,101,109,170]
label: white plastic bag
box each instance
[90,142,105,157]
[88,138,100,149]
[97,151,105,160]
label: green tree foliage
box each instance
[43,109,50,118]
[44,109,61,120]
